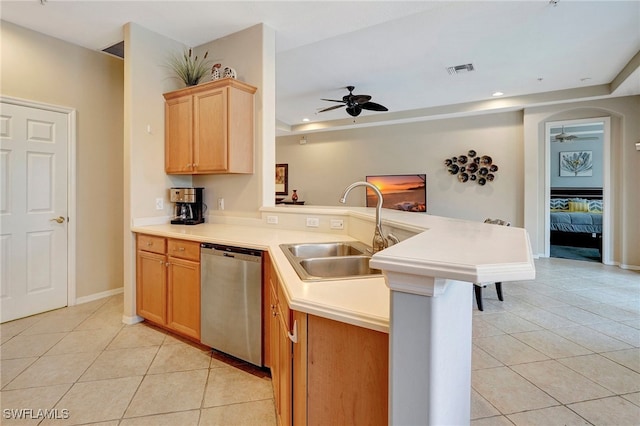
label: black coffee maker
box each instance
[170,187,205,225]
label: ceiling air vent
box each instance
[447,63,475,75]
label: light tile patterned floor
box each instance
[1,295,275,426]
[0,257,638,425]
[472,257,640,425]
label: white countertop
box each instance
[132,209,535,333]
[131,223,391,332]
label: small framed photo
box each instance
[275,164,288,195]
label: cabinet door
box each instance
[136,250,167,325]
[269,279,281,417]
[193,88,227,173]
[165,95,193,174]
[307,315,389,426]
[277,307,293,426]
[167,256,201,340]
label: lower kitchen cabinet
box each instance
[268,259,293,426]
[167,256,200,339]
[136,249,167,325]
[136,234,201,340]
[305,314,388,426]
[267,258,389,426]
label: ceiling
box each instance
[2,1,639,134]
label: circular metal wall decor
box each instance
[445,150,498,185]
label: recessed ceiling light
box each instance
[302,118,310,122]
[492,91,504,97]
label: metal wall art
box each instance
[445,150,498,185]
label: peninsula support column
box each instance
[387,273,473,425]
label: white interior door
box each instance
[1,101,69,322]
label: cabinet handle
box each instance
[288,320,298,344]
[165,262,170,267]
[175,247,185,251]
[272,311,278,318]
[147,242,153,246]
[159,260,163,265]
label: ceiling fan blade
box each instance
[321,98,347,103]
[317,104,345,113]
[351,94,372,104]
[360,101,388,111]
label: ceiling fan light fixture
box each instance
[447,63,475,75]
[318,86,387,118]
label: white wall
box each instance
[277,111,524,225]
[1,21,124,299]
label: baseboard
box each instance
[620,264,640,271]
[73,287,123,305]
[122,314,144,325]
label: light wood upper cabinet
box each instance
[163,78,257,175]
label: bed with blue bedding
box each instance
[550,187,603,256]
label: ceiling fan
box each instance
[318,86,388,117]
[553,126,599,143]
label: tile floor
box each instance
[1,257,638,425]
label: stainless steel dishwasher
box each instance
[200,243,263,366]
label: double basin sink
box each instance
[280,241,382,281]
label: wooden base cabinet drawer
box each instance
[168,238,200,261]
[137,234,166,254]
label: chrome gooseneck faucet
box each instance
[339,181,388,253]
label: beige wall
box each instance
[277,95,640,268]
[122,23,275,319]
[523,96,640,268]
[277,112,525,225]
[193,24,277,215]
[1,21,124,298]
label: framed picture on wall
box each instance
[560,151,593,177]
[275,163,288,195]
[365,174,427,212]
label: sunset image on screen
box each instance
[365,174,426,212]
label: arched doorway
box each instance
[544,117,612,263]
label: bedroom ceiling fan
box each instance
[318,86,388,117]
[553,126,599,143]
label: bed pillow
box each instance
[589,199,603,213]
[550,198,569,211]
[568,200,589,212]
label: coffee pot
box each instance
[170,187,204,225]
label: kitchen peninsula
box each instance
[132,205,535,425]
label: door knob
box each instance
[50,216,65,224]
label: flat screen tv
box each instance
[365,174,427,212]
